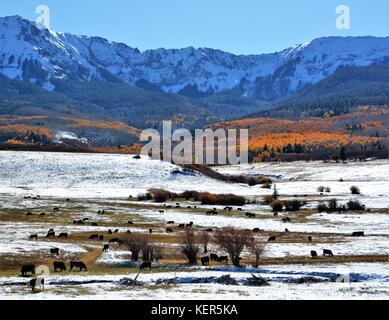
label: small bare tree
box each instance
[180,229,200,265]
[248,240,266,268]
[215,228,253,267]
[123,233,149,262]
[200,231,210,254]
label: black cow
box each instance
[70,261,87,271]
[53,261,66,272]
[149,229,153,234]
[166,228,174,233]
[268,236,277,242]
[26,212,33,216]
[218,256,228,263]
[46,230,55,238]
[205,228,213,233]
[89,234,99,240]
[99,235,104,241]
[273,212,279,216]
[178,224,185,229]
[323,249,334,257]
[58,233,68,239]
[91,223,99,227]
[29,234,38,240]
[352,231,365,237]
[167,221,175,225]
[252,228,260,233]
[308,236,313,242]
[113,229,119,234]
[39,212,46,217]
[21,264,35,277]
[201,256,210,266]
[83,218,90,222]
[103,244,109,252]
[285,228,290,233]
[108,229,113,234]
[53,207,60,212]
[109,238,122,244]
[210,254,219,262]
[50,248,60,256]
[159,210,165,214]
[140,261,152,270]
[311,251,318,259]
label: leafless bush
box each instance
[122,233,150,262]
[179,229,200,265]
[214,228,253,267]
[248,240,266,268]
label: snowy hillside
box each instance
[1,15,389,98]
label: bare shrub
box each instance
[199,193,246,206]
[262,195,274,204]
[284,200,305,211]
[347,200,365,211]
[122,233,150,262]
[247,240,266,268]
[271,200,283,212]
[350,186,361,195]
[179,229,200,265]
[199,231,210,254]
[317,203,328,213]
[215,228,253,267]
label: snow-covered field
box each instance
[0,151,388,300]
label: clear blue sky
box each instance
[1,0,388,54]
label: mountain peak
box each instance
[1,15,389,98]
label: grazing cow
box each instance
[113,229,119,234]
[218,256,228,263]
[91,223,99,227]
[285,228,290,233]
[99,235,104,241]
[50,248,60,256]
[252,228,260,233]
[26,212,32,216]
[128,221,134,225]
[29,234,38,240]
[127,230,132,234]
[166,205,172,209]
[53,207,60,212]
[109,238,122,244]
[282,217,291,223]
[89,234,99,240]
[149,229,153,234]
[46,230,55,238]
[103,244,109,252]
[178,224,185,229]
[352,231,365,237]
[205,228,213,233]
[268,236,277,242]
[187,206,192,209]
[210,254,219,262]
[201,256,210,266]
[83,218,90,222]
[133,155,141,160]
[224,207,233,211]
[140,261,152,270]
[53,261,66,272]
[39,213,46,217]
[159,210,165,214]
[237,208,243,211]
[308,236,313,242]
[70,261,88,271]
[28,277,44,292]
[73,220,84,225]
[21,264,35,277]
[311,251,318,259]
[166,228,174,233]
[58,233,68,239]
[108,229,113,234]
[273,212,279,216]
[323,249,334,257]
[167,221,175,225]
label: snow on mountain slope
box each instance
[1,15,388,97]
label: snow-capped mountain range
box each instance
[1,15,389,98]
